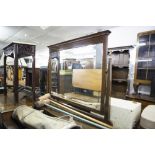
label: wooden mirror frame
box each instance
[47,30,111,122]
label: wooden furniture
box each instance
[26,68,39,87]
[0,77,4,94]
[39,67,48,95]
[72,69,102,91]
[134,30,155,99]
[0,67,4,84]
[49,52,60,92]
[3,42,36,102]
[48,31,111,123]
[108,46,133,99]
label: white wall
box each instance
[35,50,49,67]
[2,27,155,67]
[108,26,155,48]
[36,27,155,67]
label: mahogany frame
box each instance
[47,30,111,123]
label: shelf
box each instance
[51,71,59,73]
[108,45,133,51]
[137,58,155,61]
[109,46,131,99]
[138,43,155,47]
[135,31,155,88]
[112,79,127,82]
[137,68,155,70]
[126,94,155,103]
[0,86,4,89]
[52,86,58,88]
[112,65,129,69]
[60,70,72,75]
[134,79,151,85]
[137,68,147,70]
[111,50,129,54]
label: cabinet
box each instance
[0,67,4,93]
[134,30,155,97]
[26,68,40,87]
[3,42,36,101]
[50,52,60,93]
[109,46,133,99]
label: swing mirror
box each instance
[49,43,104,112]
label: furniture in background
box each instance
[0,67,4,93]
[26,68,39,87]
[134,30,155,101]
[49,52,60,93]
[3,42,36,102]
[108,46,133,99]
[39,67,47,95]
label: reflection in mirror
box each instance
[50,57,59,92]
[6,56,32,87]
[50,43,104,111]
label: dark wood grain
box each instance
[48,30,111,124]
[48,31,111,51]
[3,42,36,103]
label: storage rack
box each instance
[134,30,155,99]
[3,42,36,102]
[49,51,60,93]
[108,46,133,99]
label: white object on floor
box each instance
[140,105,155,129]
[110,98,141,129]
[71,97,142,129]
[12,105,81,129]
